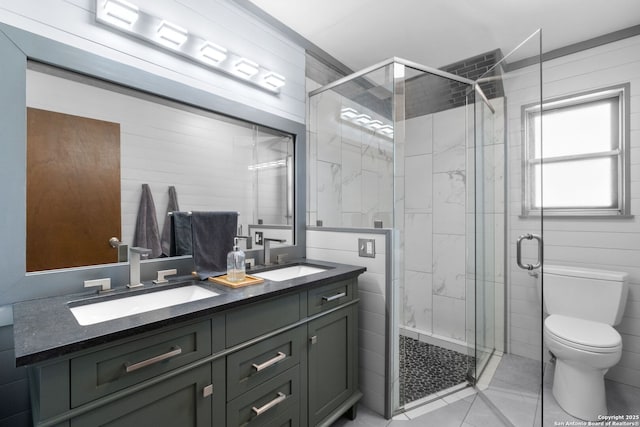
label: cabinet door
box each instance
[70,364,213,427]
[307,305,356,426]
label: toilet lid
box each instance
[545,315,621,350]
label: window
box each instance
[522,85,629,216]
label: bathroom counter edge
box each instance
[12,259,366,366]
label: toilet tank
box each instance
[540,265,629,325]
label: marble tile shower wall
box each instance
[400,101,501,349]
[402,107,469,343]
[308,81,476,343]
[308,88,394,229]
[399,98,504,351]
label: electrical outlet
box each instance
[255,231,263,245]
[358,238,375,258]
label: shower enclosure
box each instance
[308,31,543,420]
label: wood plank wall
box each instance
[507,35,640,388]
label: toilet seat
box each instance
[545,314,622,353]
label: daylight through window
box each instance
[522,85,628,216]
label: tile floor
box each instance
[332,353,640,427]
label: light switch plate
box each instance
[358,238,375,258]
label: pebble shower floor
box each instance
[399,335,475,406]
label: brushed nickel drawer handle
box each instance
[252,351,287,372]
[124,346,182,373]
[252,392,287,416]
[322,292,346,303]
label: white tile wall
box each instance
[307,229,389,416]
[506,34,640,387]
[404,270,433,331]
[400,106,472,345]
[308,87,394,229]
[405,155,433,211]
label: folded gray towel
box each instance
[191,211,238,280]
[132,184,162,259]
[170,212,192,256]
[161,186,179,257]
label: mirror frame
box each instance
[0,23,306,308]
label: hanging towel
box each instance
[132,184,162,259]
[161,186,180,257]
[170,212,193,256]
[191,211,238,280]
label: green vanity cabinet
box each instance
[70,362,219,427]
[307,301,358,426]
[28,317,225,427]
[69,320,213,407]
[26,273,362,427]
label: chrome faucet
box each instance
[263,238,286,265]
[128,247,152,288]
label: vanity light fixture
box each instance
[367,119,383,130]
[234,58,260,78]
[378,125,394,137]
[157,20,188,47]
[340,107,359,120]
[339,106,394,139]
[200,42,227,64]
[264,72,286,89]
[102,0,139,27]
[354,114,372,125]
[248,159,287,171]
[95,0,286,94]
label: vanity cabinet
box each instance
[307,279,358,426]
[70,363,217,427]
[308,305,357,426]
[25,275,361,427]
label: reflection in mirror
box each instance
[26,62,294,272]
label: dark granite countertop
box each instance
[13,259,365,366]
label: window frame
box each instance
[521,83,630,217]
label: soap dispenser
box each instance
[227,237,246,282]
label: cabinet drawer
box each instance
[307,279,354,315]
[70,363,212,427]
[251,405,300,427]
[70,320,211,407]
[226,293,300,347]
[227,326,304,400]
[226,366,299,427]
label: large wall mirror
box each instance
[0,24,305,305]
[26,63,294,272]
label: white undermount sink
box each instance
[253,265,328,282]
[69,285,220,326]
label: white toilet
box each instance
[538,265,629,421]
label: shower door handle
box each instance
[516,233,542,271]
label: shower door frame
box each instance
[471,82,500,383]
[389,58,477,417]
[308,58,481,419]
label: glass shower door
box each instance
[471,84,498,380]
[471,29,544,427]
